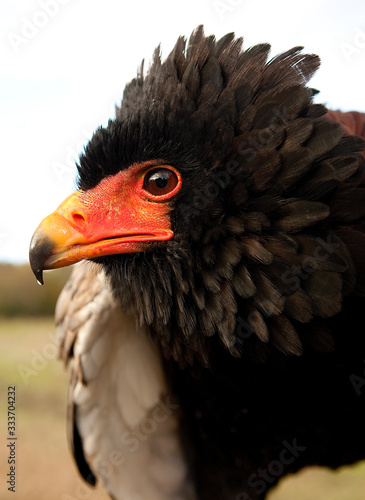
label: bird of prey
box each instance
[29,26,365,500]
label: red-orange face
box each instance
[29,161,182,284]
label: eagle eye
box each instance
[143,168,180,198]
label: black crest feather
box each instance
[77,26,365,366]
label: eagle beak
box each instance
[29,188,173,285]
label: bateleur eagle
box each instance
[29,26,365,500]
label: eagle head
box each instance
[29,26,364,366]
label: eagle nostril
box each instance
[72,212,86,225]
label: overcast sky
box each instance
[1,0,364,264]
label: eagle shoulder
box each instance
[55,261,196,500]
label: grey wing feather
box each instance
[55,261,196,499]
[56,262,102,485]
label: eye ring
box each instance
[142,167,181,200]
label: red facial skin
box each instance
[29,161,182,271]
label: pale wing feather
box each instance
[55,261,196,500]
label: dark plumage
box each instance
[30,26,365,500]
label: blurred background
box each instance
[1,0,364,498]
